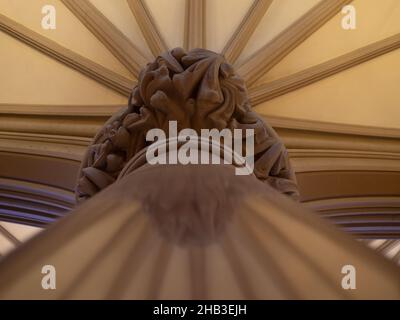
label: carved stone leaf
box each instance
[76,48,299,202]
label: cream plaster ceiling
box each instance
[0,0,399,128]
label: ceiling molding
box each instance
[297,170,400,238]
[0,151,80,192]
[276,127,400,156]
[297,171,400,202]
[263,115,400,159]
[3,105,400,140]
[0,104,125,117]
[127,0,168,56]
[3,130,400,176]
[291,150,400,162]
[249,33,400,104]
[0,13,134,96]
[237,0,352,86]
[3,105,399,140]
[1,107,400,160]
[222,0,273,64]
[184,0,206,50]
[291,156,400,175]
[305,196,400,212]
[304,196,400,239]
[331,215,400,238]
[0,178,74,227]
[0,104,125,139]
[264,114,400,139]
[0,131,88,161]
[0,114,104,138]
[61,0,151,77]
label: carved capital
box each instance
[76,48,299,202]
